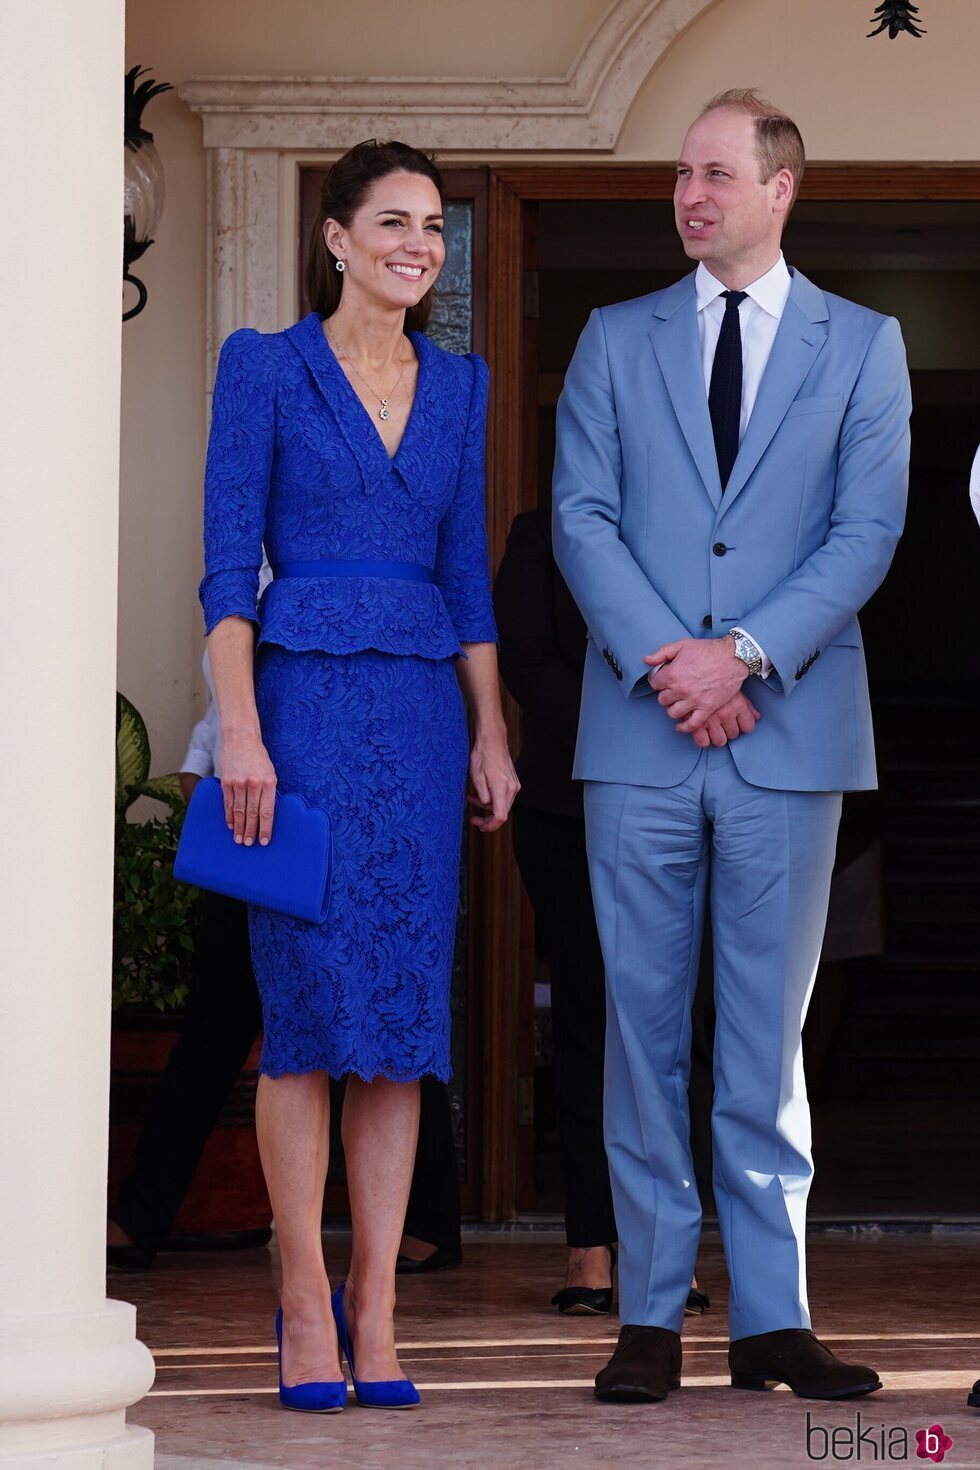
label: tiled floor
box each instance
[113,1232,980,1469]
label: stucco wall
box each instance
[619,0,980,159]
[121,0,980,772]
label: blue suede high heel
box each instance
[330,1282,420,1409]
[275,1307,348,1412]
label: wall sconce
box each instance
[124,66,173,322]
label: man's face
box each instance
[674,107,788,282]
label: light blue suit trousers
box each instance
[585,749,842,1339]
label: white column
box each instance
[0,1,156,1465]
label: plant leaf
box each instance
[137,773,186,819]
[116,693,151,810]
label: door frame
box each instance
[479,161,980,1221]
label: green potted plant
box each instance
[109,693,271,1242]
[113,691,196,1012]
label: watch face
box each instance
[735,636,761,672]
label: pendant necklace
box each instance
[328,330,406,421]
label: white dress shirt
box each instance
[179,657,220,778]
[695,253,793,436]
[970,444,980,530]
[180,558,274,777]
[695,253,793,678]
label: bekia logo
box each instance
[805,1412,954,1462]
[915,1425,954,1464]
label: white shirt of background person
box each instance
[179,558,273,801]
[970,444,980,530]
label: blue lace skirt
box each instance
[249,645,469,1081]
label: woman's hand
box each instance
[220,735,278,846]
[467,728,520,833]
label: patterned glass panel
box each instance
[428,201,474,356]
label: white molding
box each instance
[184,0,720,359]
[179,0,719,153]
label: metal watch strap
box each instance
[729,630,763,678]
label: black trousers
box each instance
[113,893,262,1253]
[512,804,617,1247]
[112,893,459,1255]
[512,804,716,1244]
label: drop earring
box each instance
[335,259,346,273]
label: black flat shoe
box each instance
[552,1285,613,1316]
[968,1379,980,1408]
[685,1288,710,1315]
[395,1246,462,1275]
[553,1245,616,1315]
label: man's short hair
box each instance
[701,88,805,205]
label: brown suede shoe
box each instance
[594,1325,682,1403]
[729,1330,881,1400]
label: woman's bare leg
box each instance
[564,1244,613,1290]
[342,1076,420,1381]
[256,1070,342,1385]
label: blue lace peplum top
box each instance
[200,311,498,660]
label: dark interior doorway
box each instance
[521,196,980,1221]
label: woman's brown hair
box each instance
[305,139,445,333]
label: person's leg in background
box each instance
[513,803,617,1304]
[108,891,262,1266]
[396,1076,462,1272]
[687,918,715,1314]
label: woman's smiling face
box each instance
[325,170,447,313]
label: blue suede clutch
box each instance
[174,776,332,923]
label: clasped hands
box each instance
[644,637,761,749]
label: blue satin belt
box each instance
[271,558,434,584]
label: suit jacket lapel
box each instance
[649,277,723,511]
[720,272,830,511]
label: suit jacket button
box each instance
[713,542,728,557]
[702,615,713,629]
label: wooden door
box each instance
[481,162,980,1223]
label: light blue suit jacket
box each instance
[552,268,911,793]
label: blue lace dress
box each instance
[200,313,497,1081]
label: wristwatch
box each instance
[728,630,764,678]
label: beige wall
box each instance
[620,0,980,159]
[122,0,980,771]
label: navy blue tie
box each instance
[709,290,747,491]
